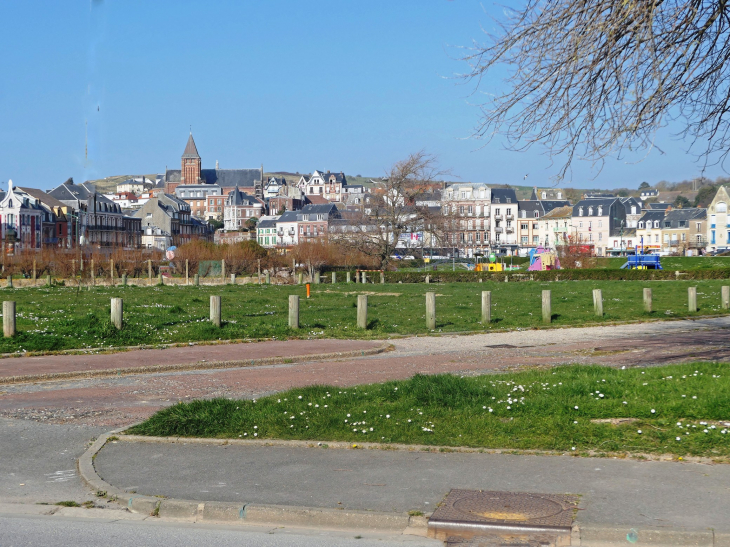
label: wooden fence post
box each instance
[722,286,730,310]
[542,290,551,323]
[298,272,303,285]
[32,260,36,283]
[380,271,385,284]
[186,259,189,285]
[210,295,221,327]
[158,272,163,286]
[593,289,603,317]
[111,298,123,330]
[346,272,351,283]
[361,271,366,284]
[426,292,436,330]
[482,291,491,324]
[357,294,368,329]
[194,273,200,286]
[221,259,226,283]
[110,259,115,286]
[3,301,15,338]
[425,275,430,284]
[7,275,12,289]
[688,286,697,312]
[643,288,652,312]
[122,273,127,286]
[230,273,236,285]
[46,274,51,287]
[313,271,320,284]
[91,259,95,286]
[289,295,299,329]
[332,272,337,284]
[148,259,152,286]
[266,271,271,285]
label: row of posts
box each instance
[2,286,728,338]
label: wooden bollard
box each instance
[361,271,366,284]
[122,273,127,286]
[46,274,51,287]
[148,259,152,285]
[643,288,652,312]
[110,259,114,286]
[332,272,337,284]
[6,275,12,288]
[313,271,320,284]
[542,290,551,323]
[357,294,368,329]
[186,259,189,285]
[723,286,730,310]
[289,295,299,329]
[298,272,303,285]
[593,289,603,317]
[230,273,236,285]
[380,271,385,284]
[3,301,16,337]
[426,292,436,330]
[111,298,123,330]
[194,273,200,286]
[425,275,430,284]
[482,291,491,324]
[221,259,226,282]
[210,295,221,327]
[266,272,271,285]
[346,272,351,283]
[91,259,95,285]
[158,272,163,285]
[32,260,36,283]
[688,287,697,312]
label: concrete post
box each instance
[346,272,351,283]
[32,260,36,283]
[298,272,303,285]
[425,275,430,284]
[148,259,152,286]
[230,273,236,285]
[110,259,114,286]
[380,271,385,284]
[688,286,697,312]
[313,271,320,284]
[3,301,15,338]
[265,271,271,285]
[122,273,127,286]
[91,259,95,286]
[332,272,336,284]
[221,260,226,283]
[111,298,123,330]
[7,275,11,289]
[723,286,730,310]
[194,273,200,286]
[357,294,368,329]
[46,274,51,287]
[643,288,652,313]
[210,295,221,327]
[185,259,189,285]
[542,290,551,323]
[482,291,491,324]
[158,272,163,286]
[426,292,436,330]
[361,271,366,284]
[593,289,603,317]
[288,295,299,329]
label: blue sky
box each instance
[0,1,723,190]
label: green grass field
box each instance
[128,363,730,458]
[1,279,729,353]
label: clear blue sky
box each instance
[0,0,723,191]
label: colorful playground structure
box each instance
[527,247,560,271]
[474,253,521,272]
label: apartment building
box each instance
[707,186,730,251]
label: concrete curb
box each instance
[1,342,392,385]
[577,524,721,546]
[77,428,427,533]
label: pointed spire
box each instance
[182,132,200,159]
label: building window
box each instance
[521,223,528,230]
[532,223,538,230]
[521,236,528,244]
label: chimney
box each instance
[216,160,219,170]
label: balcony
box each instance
[494,227,503,234]
[506,228,514,234]
[506,214,514,220]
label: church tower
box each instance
[181,132,201,185]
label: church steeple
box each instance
[181,132,201,185]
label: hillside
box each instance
[85,174,158,194]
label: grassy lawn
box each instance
[127,363,730,458]
[1,280,730,353]
[600,256,730,270]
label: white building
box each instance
[0,180,43,252]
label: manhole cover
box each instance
[430,489,578,533]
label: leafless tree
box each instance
[460,1,730,178]
[334,152,446,269]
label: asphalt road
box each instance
[0,512,438,547]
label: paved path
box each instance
[0,339,385,380]
[96,440,730,534]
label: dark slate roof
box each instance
[638,210,666,224]
[327,172,347,184]
[541,200,571,212]
[165,168,261,187]
[490,188,518,204]
[518,200,543,214]
[572,198,618,216]
[296,203,340,221]
[647,202,672,210]
[584,192,616,199]
[48,179,122,213]
[227,187,263,206]
[277,211,299,223]
[664,208,707,225]
[257,218,278,229]
[182,133,200,159]
[17,187,67,209]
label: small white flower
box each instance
[637,430,642,434]
[254,426,257,429]
[298,396,303,399]
[571,447,576,451]
[676,437,681,441]
[599,394,604,398]
[347,414,351,417]
[651,409,656,414]
[574,406,579,410]
[574,421,578,424]
[253,433,257,437]
[408,419,412,423]
[386,415,390,418]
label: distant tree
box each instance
[673,195,691,208]
[245,217,258,232]
[616,189,628,197]
[694,185,719,208]
[208,219,223,231]
[639,182,651,190]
